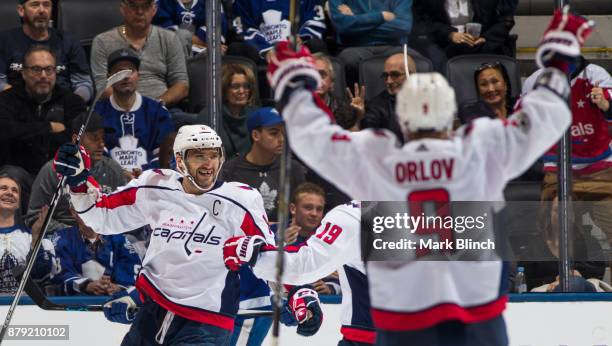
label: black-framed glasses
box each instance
[23,65,57,76]
[380,71,405,80]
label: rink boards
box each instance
[0,294,611,345]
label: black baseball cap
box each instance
[107,48,140,74]
[72,112,115,134]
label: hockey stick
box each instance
[14,267,274,319]
[0,69,133,344]
[270,1,300,344]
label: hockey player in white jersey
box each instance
[224,201,374,345]
[263,7,592,345]
[52,124,323,345]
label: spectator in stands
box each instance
[283,182,341,295]
[52,207,141,296]
[286,182,326,244]
[90,0,189,111]
[25,112,126,233]
[153,0,229,56]
[329,0,412,85]
[458,61,514,123]
[313,52,365,117]
[313,53,340,112]
[0,165,33,223]
[0,45,86,177]
[220,107,306,223]
[522,57,612,245]
[0,0,93,103]
[360,53,415,144]
[229,0,327,64]
[200,63,258,159]
[409,0,515,73]
[517,193,606,292]
[94,49,175,177]
[0,174,57,294]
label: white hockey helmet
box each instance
[173,125,225,190]
[395,72,456,134]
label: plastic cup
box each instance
[466,22,482,38]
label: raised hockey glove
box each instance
[53,143,91,187]
[103,287,142,324]
[287,285,323,337]
[223,235,267,271]
[267,41,322,106]
[536,5,594,74]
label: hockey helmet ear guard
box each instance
[395,73,456,134]
[173,125,225,191]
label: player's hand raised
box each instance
[53,143,91,187]
[536,5,594,74]
[267,41,322,106]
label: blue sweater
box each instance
[329,0,413,46]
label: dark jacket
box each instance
[220,155,306,222]
[360,90,404,144]
[411,0,515,53]
[0,84,86,175]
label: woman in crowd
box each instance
[216,63,259,159]
[459,61,514,123]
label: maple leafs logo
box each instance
[258,181,278,211]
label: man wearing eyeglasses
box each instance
[0,0,93,103]
[360,53,416,144]
[0,45,86,177]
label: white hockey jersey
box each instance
[255,201,375,344]
[69,169,275,331]
[282,86,571,331]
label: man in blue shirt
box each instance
[94,48,175,177]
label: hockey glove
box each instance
[223,235,267,271]
[287,285,323,337]
[536,5,594,74]
[267,41,322,106]
[53,143,91,187]
[103,287,142,324]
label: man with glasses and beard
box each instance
[0,0,93,103]
[0,45,85,178]
[360,53,416,144]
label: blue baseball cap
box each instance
[247,107,284,134]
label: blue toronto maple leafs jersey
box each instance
[153,0,228,44]
[51,227,142,295]
[0,225,57,294]
[233,0,326,55]
[94,93,174,171]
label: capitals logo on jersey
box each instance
[153,212,221,256]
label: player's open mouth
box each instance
[197,169,213,177]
